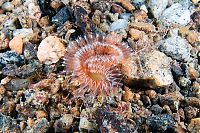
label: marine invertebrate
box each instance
[64,33,133,98]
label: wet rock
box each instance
[0,113,20,132]
[159,36,191,62]
[150,104,163,114]
[32,118,49,133]
[159,3,190,27]
[122,50,173,88]
[37,36,65,64]
[9,36,24,54]
[52,6,70,26]
[5,78,29,91]
[0,51,24,70]
[54,114,73,132]
[148,0,168,19]
[146,114,176,132]
[109,19,129,32]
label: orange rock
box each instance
[129,28,144,41]
[9,36,23,54]
[122,86,134,102]
[36,110,48,119]
[37,36,65,64]
[116,0,135,11]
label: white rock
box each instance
[159,3,190,26]
[13,28,34,39]
[148,0,168,18]
[109,19,128,32]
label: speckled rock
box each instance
[159,3,190,26]
[37,36,65,64]
[122,50,173,88]
[159,36,191,62]
[0,113,20,132]
[28,2,42,21]
[0,51,24,69]
[13,28,34,40]
[148,0,168,19]
[146,114,176,132]
[32,118,49,133]
[4,78,30,91]
[54,114,74,132]
[9,36,23,54]
[188,118,200,132]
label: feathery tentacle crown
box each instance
[64,34,133,97]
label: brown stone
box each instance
[9,36,23,54]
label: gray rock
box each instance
[0,51,24,70]
[119,13,132,20]
[52,6,70,26]
[54,114,73,132]
[1,2,14,11]
[159,3,190,26]
[159,36,191,61]
[109,19,128,32]
[5,78,30,91]
[146,114,175,132]
[148,0,168,19]
[0,113,20,132]
[33,118,49,133]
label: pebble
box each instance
[184,106,197,120]
[184,97,200,107]
[37,36,65,64]
[79,117,97,132]
[4,78,29,91]
[122,50,173,88]
[129,28,144,41]
[0,113,20,132]
[188,66,199,79]
[159,3,190,26]
[54,114,73,132]
[116,0,135,11]
[52,6,70,26]
[122,87,134,102]
[186,31,200,44]
[1,2,14,11]
[119,13,131,20]
[109,19,129,32]
[148,0,168,19]
[9,36,23,54]
[35,110,48,119]
[188,118,200,132]
[191,0,200,4]
[28,2,42,21]
[150,104,163,114]
[0,31,10,50]
[146,114,175,132]
[159,36,191,62]
[32,118,49,133]
[23,43,37,60]
[13,28,34,40]
[0,51,24,69]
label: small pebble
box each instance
[33,118,49,133]
[37,36,65,64]
[9,36,23,54]
[122,86,134,102]
[1,2,14,11]
[146,114,175,132]
[109,19,128,32]
[188,118,200,132]
[129,28,144,41]
[116,0,135,11]
[159,36,191,62]
[52,6,70,26]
